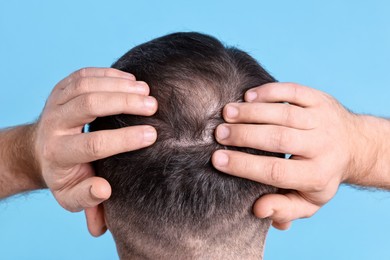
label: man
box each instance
[86,32,283,259]
[1,34,388,232]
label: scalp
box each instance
[89,32,282,258]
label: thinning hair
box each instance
[90,32,283,259]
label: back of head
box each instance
[90,32,283,259]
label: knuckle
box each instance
[290,83,299,100]
[270,128,289,152]
[66,68,89,86]
[286,82,300,88]
[74,77,90,93]
[105,68,123,78]
[81,93,98,113]
[268,160,285,183]
[282,105,293,126]
[85,135,104,158]
[136,81,149,93]
[241,156,253,174]
[283,82,300,100]
[284,82,300,90]
[136,80,148,88]
[310,176,328,192]
[240,127,251,145]
[123,93,134,108]
[75,68,88,78]
[103,68,113,77]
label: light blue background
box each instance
[1,1,389,259]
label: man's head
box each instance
[87,32,283,259]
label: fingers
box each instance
[57,92,157,128]
[215,124,313,156]
[54,67,135,91]
[59,176,112,212]
[212,150,317,190]
[53,126,157,166]
[253,193,320,227]
[57,77,150,105]
[71,67,135,80]
[222,102,315,130]
[245,82,321,107]
[90,177,112,200]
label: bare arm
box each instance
[345,115,390,188]
[0,68,158,215]
[0,124,44,198]
[212,82,390,229]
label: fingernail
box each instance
[90,185,103,199]
[144,96,157,109]
[216,125,230,140]
[213,151,229,167]
[226,105,239,118]
[246,91,258,102]
[144,127,157,143]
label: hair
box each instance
[90,32,283,259]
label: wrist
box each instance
[0,124,46,199]
[26,123,46,188]
[345,115,390,188]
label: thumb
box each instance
[253,192,320,229]
[58,177,112,212]
[272,221,292,230]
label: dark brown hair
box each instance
[90,32,282,257]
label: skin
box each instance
[213,82,390,230]
[0,68,158,219]
[2,77,389,234]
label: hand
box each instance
[34,68,158,212]
[212,82,366,230]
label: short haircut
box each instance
[90,32,283,258]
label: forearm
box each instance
[346,115,390,189]
[0,124,45,199]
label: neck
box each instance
[113,215,271,260]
